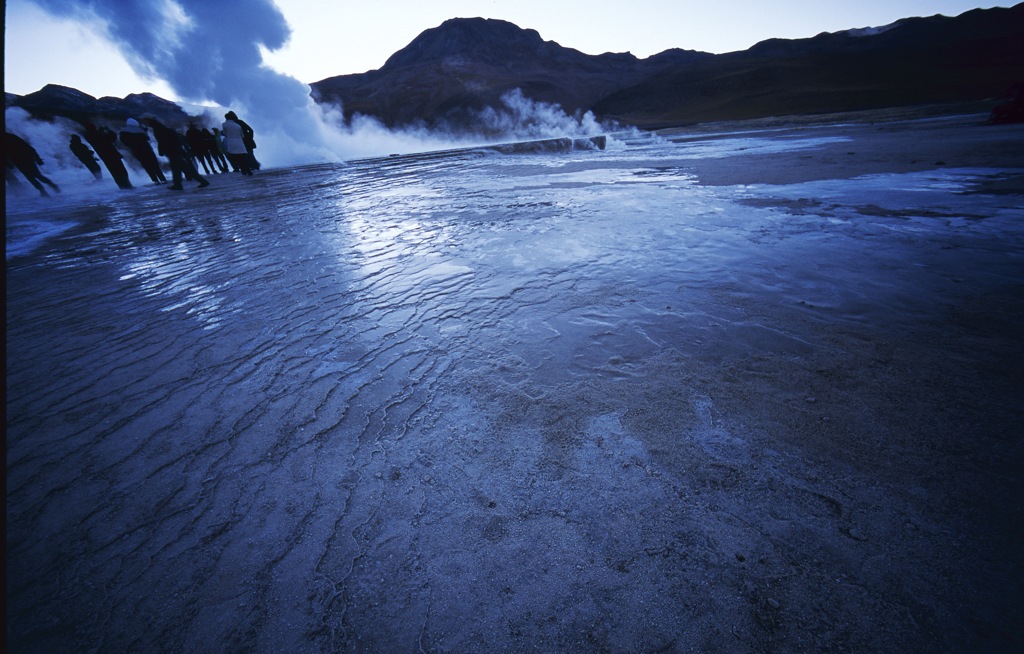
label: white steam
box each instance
[472,89,605,141]
[5,107,117,188]
[19,1,615,168]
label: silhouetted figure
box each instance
[6,132,61,196]
[222,112,253,176]
[144,118,209,191]
[230,112,260,171]
[84,122,133,189]
[214,128,239,172]
[239,117,260,170]
[119,118,167,184]
[176,129,202,181]
[203,128,229,172]
[69,134,103,180]
[185,124,217,175]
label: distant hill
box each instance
[309,17,712,129]
[313,5,1024,129]
[6,84,190,126]
[594,5,1024,126]
[9,5,1023,133]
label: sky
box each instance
[4,0,1014,103]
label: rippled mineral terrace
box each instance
[7,117,1024,652]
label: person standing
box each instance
[213,128,237,171]
[6,132,61,196]
[69,134,103,181]
[235,114,261,171]
[203,128,229,173]
[222,112,253,176]
[185,124,215,175]
[84,122,133,189]
[119,118,167,184]
[144,118,210,191]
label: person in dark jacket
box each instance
[185,123,215,175]
[144,118,209,190]
[176,129,202,181]
[6,132,61,196]
[221,112,253,176]
[234,113,261,171]
[119,118,167,184]
[211,128,236,172]
[84,122,133,189]
[69,134,103,180]
[203,128,229,172]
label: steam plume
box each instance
[24,1,612,165]
[28,0,342,163]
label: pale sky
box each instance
[4,0,1014,102]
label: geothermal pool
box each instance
[7,117,1024,652]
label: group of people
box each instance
[6,111,261,197]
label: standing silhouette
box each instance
[231,112,260,171]
[185,124,217,175]
[240,119,260,171]
[222,112,253,176]
[69,134,103,180]
[119,118,167,184]
[144,118,209,190]
[176,129,202,181]
[213,128,238,172]
[84,122,133,189]
[6,132,61,196]
[203,128,229,173]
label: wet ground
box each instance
[6,114,1024,652]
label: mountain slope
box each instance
[7,84,190,125]
[313,6,1024,129]
[9,6,1022,132]
[594,5,1024,126]
[310,17,711,128]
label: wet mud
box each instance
[7,114,1024,652]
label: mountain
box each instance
[594,6,1024,126]
[9,6,1022,133]
[313,6,1024,129]
[310,17,712,129]
[7,84,189,125]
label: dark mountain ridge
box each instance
[8,6,1023,132]
[313,6,1024,129]
[310,17,712,128]
[7,84,189,126]
[594,5,1024,126]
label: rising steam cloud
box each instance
[22,0,611,166]
[29,0,292,105]
[27,0,343,164]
